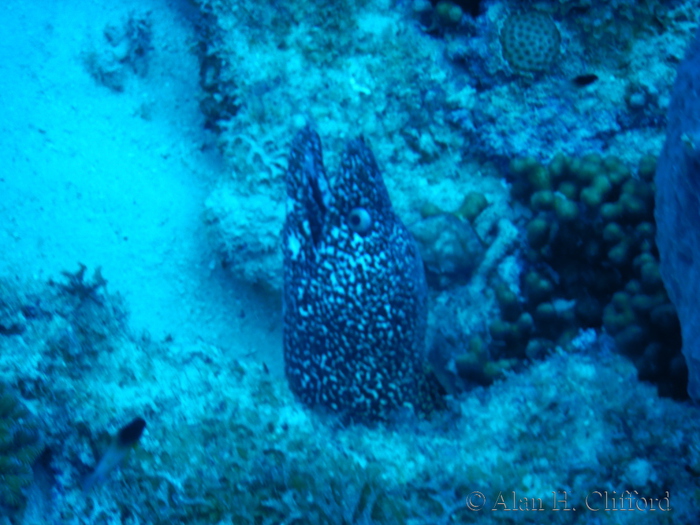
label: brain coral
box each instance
[500,11,561,72]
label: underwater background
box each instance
[1,0,700,523]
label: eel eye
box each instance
[348,207,372,234]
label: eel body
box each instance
[282,127,427,422]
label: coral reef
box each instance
[504,153,685,398]
[6,0,700,521]
[195,0,509,289]
[424,149,684,400]
[2,270,700,523]
[436,0,695,161]
[198,0,698,292]
[0,382,42,514]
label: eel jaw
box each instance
[285,127,333,250]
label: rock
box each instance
[655,26,700,402]
[410,213,484,288]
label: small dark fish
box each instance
[82,417,146,492]
[572,74,599,87]
[116,417,146,446]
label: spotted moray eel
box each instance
[283,126,428,422]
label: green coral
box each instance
[455,191,489,222]
[0,382,41,513]
[508,153,684,398]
